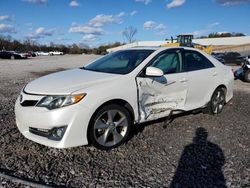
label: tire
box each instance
[88,104,132,150]
[244,69,250,83]
[10,55,15,60]
[207,88,226,115]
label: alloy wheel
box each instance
[93,109,128,147]
[211,89,225,114]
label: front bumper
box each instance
[15,91,92,148]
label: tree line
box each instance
[0,30,246,54]
[198,32,245,39]
[0,35,124,55]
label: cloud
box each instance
[55,37,70,42]
[135,0,152,5]
[89,14,116,27]
[69,25,104,35]
[155,24,167,35]
[143,21,167,35]
[208,22,220,28]
[27,27,55,39]
[192,22,220,36]
[117,12,126,18]
[69,0,79,7]
[0,24,16,34]
[36,27,55,36]
[88,14,124,27]
[22,0,47,5]
[82,34,98,42]
[143,21,157,30]
[0,15,12,21]
[69,12,126,39]
[130,10,138,16]
[167,0,186,8]
[216,0,250,5]
[155,24,167,30]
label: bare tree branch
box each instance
[122,26,137,43]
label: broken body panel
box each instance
[136,73,188,122]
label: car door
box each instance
[0,52,8,59]
[183,50,218,110]
[136,49,188,122]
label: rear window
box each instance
[183,50,214,72]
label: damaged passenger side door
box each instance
[136,49,188,122]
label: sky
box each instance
[0,0,249,47]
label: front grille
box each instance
[21,100,38,107]
[29,127,50,137]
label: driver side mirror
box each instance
[145,67,164,77]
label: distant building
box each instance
[193,36,250,46]
[107,36,250,53]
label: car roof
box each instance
[117,46,160,51]
[114,47,214,60]
[123,46,203,52]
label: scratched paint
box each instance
[137,76,187,122]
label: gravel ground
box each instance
[0,55,249,188]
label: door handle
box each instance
[213,72,218,76]
[180,78,188,83]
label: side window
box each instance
[150,51,182,74]
[184,50,214,72]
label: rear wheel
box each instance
[88,104,131,150]
[208,88,225,114]
[244,69,250,82]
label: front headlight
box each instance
[36,93,86,110]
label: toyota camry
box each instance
[15,47,234,150]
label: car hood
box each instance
[24,68,121,95]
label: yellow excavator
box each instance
[161,34,213,54]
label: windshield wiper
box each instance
[80,67,99,72]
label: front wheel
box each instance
[88,104,132,150]
[244,69,250,82]
[207,88,225,115]
[10,55,15,60]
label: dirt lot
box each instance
[0,55,249,188]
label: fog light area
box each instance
[49,126,67,141]
[29,126,67,141]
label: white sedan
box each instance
[15,47,233,150]
[49,51,64,55]
[36,51,50,56]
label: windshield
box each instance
[84,49,155,74]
